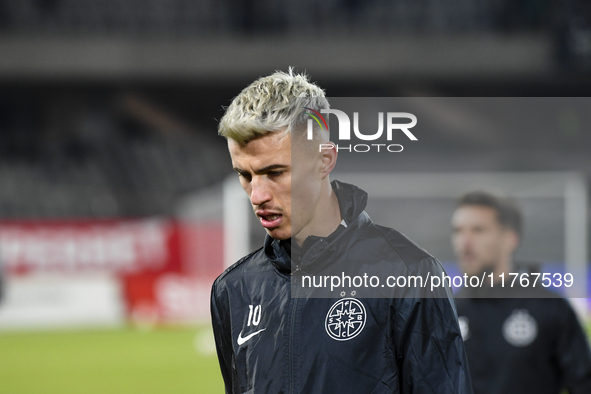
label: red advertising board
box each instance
[0,219,224,324]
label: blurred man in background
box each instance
[452,191,591,394]
[210,69,472,393]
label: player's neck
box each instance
[491,256,513,281]
[293,183,342,247]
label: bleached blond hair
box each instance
[218,68,330,144]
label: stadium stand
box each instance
[0,93,229,217]
[0,0,557,37]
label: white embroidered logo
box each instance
[237,328,266,345]
[325,298,366,341]
[237,304,264,346]
[502,309,538,347]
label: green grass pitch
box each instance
[0,326,224,394]
[1,322,591,393]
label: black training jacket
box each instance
[211,180,473,394]
[456,286,591,394]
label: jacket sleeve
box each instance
[554,299,591,394]
[210,282,235,394]
[393,296,473,394]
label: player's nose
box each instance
[454,233,471,251]
[249,178,272,206]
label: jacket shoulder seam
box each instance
[213,247,263,287]
[370,223,435,269]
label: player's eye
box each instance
[237,171,251,181]
[268,171,283,177]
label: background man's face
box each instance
[228,132,292,240]
[452,205,513,276]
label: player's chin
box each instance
[459,262,478,277]
[462,266,484,277]
[265,227,291,241]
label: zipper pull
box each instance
[291,254,302,275]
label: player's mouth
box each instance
[257,212,283,228]
[460,251,475,262]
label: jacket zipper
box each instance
[289,287,299,394]
[289,258,301,394]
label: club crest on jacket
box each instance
[502,309,538,347]
[325,298,366,341]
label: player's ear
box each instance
[502,229,519,254]
[319,142,337,179]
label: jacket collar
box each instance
[265,179,372,275]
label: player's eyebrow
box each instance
[233,164,288,175]
[256,164,288,173]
